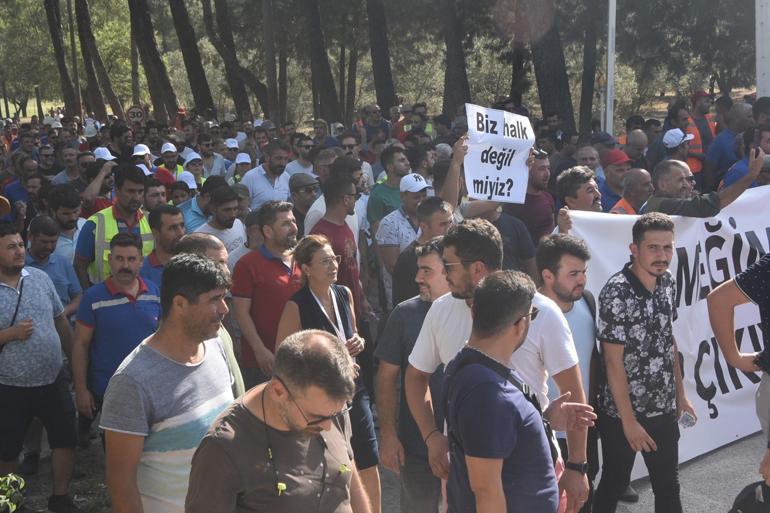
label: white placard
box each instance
[463,103,535,204]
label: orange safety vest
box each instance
[610,197,637,215]
[686,115,717,174]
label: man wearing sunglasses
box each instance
[285,134,315,177]
[644,146,764,217]
[186,329,372,513]
[405,219,589,510]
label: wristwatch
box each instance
[565,461,589,475]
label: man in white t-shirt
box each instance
[194,186,246,255]
[404,219,589,509]
[303,157,365,245]
[339,132,375,189]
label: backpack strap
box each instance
[582,290,604,410]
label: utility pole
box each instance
[605,0,616,136]
[758,0,770,96]
[66,0,82,118]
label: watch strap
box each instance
[565,461,589,474]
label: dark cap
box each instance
[289,172,319,192]
[590,131,616,146]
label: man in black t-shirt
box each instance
[709,253,770,485]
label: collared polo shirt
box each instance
[240,165,290,211]
[0,268,65,387]
[53,218,87,264]
[139,250,164,288]
[597,262,678,419]
[599,179,622,213]
[25,252,82,306]
[231,245,301,367]
[179,196,210,234]
[76,277,160,396]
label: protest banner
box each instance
[463,103,535,204]
[570,188,767,477]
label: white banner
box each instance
[463,103,535,204]
[570,188,766,471]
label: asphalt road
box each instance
[380,432,766,513]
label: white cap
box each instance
[51,121,63,129]
[183,152,203,168]
[83,123,98,138]
[93,147,116,161]
[177,171,198,190]
[161,142,177,154]
[132,144,151,157]
[235,152,252,165]
[252,119,263,128]
[43,116,55,126]
[399,173,432,193]
[136,163,152,176]
[662,129,694,149]
[225,138,239,149]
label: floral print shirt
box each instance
[597,262,678,419]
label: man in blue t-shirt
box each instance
[704,102,753,189]
[722,125,770,189]
[444,270,595,513]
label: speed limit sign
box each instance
[126,105,145,124]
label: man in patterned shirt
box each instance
[593,213,696,513]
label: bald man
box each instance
[704,102,754,190]
[623,129,649,170]
[610,169,653,215]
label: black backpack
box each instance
[729,482,769,513]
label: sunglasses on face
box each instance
[342,144,357,150]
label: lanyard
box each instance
[1,276,25,354]
[309,287,346,343]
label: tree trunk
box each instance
[130,32,140,107]
[303,0,341,122]
[278,33,288,122]
[35,85,44,120]
[338,43,346,118]
[578,15,598,139]
[345,49,358,128]
[366,0,397,115]
[2,80,9,119]
[523,0,575,131]
[43,0,78,117]
[169,0,216,117]
[440,0,471,116]
[76,0,123,118]
[509,41,529,106]
[201,0,254,120]
[65,0,82,118]
[75,0,107,120]
[131,21,166,122]
[262,0,279,122]
[128,0,178,123]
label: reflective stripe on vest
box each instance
[87,209,154,283]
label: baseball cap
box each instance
[252,119,263,128]
[161,142,177,154]
[51,121,63,129]
[590,131,616,146]
[231,183,250,200]
[132,144,151,157]
[184,152,203,168]
[289,172,319,192]
[84,123,98,138]
[662,128,694,149]
[225,138,239,150]
[399,173,432,193]
[601,149,631,167]
[235,152,252,165]
[177,171,198,190]
[93,147,116,161]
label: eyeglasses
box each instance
[274,375,352,426]
[345,192,362,200]
[341,144,357,150]
[521,306,539,322]
[442,260,474,272]
[297,186,319,195]
[318,255,342,267]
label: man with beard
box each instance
[51,146,87,191]
[74,164,154,289]
[140,205,185,287]
[198,133,227,178]
[100,254,233,513]
[555,166,602,234]
[285,134,315,177]
[240,139,291,211]
[186,329,371,513]
[25,216,82,319]
[340,132,375,189]
[232,201,301,388]
[539,235,600,513]
[49,185,87,264]
[106,124,134,165]
[503,152,556,244]
[367,145,411,237]
[0,221,80,513]
[71,233,161,451]
[375,237,450,513]
[194,186,247,255]
[593,213,695,513]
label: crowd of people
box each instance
[0,90,769,513]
